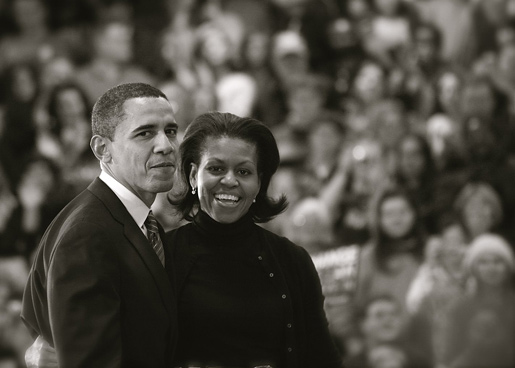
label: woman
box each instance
[441,233,515,368]
[394,133,438,234]
[26,112,342,368]
[354,187,426,319]
[167,111,342,367]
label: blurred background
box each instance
[1,0,515,367]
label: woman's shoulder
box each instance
[164,222,193,247]
[257,225,307,251]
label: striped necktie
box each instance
[145,210,165,267]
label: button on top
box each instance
[258,256,263,260]
[281,294,287,299]
[269,273,274,277]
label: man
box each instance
[21,83,179,367]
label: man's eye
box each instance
[137,131,151,137]
[166,128,178,136]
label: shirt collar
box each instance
[99,170,150,230]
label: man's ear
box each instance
[90,135,112,163]
[189,163,198,190]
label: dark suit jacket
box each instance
[21,178,177,368]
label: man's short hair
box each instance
[92,83,167,140]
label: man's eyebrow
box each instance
[131,124,155,134]
[131,122,178,133]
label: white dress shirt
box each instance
[99,170,150,236]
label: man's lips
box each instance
[150,162,175,169]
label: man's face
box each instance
[104,97,178,206]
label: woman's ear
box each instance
[189,163,198,190]
[90,135,112,163]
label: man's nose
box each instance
[154,132,176,154]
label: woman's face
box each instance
[380,196,416,239]
[200,28,232,67]
[463,195,497,236]
[474,253,510,287]
[56,88,87,123]
[190,136,261,224]
[399,136,426,179]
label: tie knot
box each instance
[145,211,159,234]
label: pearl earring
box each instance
[192,187,196,195]
[253,198,256,203]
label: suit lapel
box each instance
[87,178,174,316]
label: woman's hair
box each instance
[370,186,426,270]
[47,81,92,136]
[169,111,288,222]
[396,132,436,184]
[454,181,504,234]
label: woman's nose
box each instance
[221,171,238,186]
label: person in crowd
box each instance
[441,233,515,368]
[0,63,39,190]
[165,111,343,368]
[405,218,469,365]
[240,28,280,126]
[324,17,368,112]
[453,181,505,242]
[393,132,438,233]
[36,82,99,201]
[321,137,388,246]
[73,19,157,106]
[14,156,62,260]
[303,113,347,190]
[266,30,312,127]
[413,0,477,67]
[368,98,410,177]
[353,186,427,320]
[267,0,335,73]
[391,22,448,121]
[21,83,179,367]
[361,0,418,69]
[273,73,333,165]
[0,0,52,73]
[345,295,432,368]
[348,59,389,113]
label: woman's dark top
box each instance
[165,210,342,368]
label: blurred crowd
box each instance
[1,0,515,366]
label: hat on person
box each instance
[463,233,515,272]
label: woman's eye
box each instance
[238,169,251,176]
